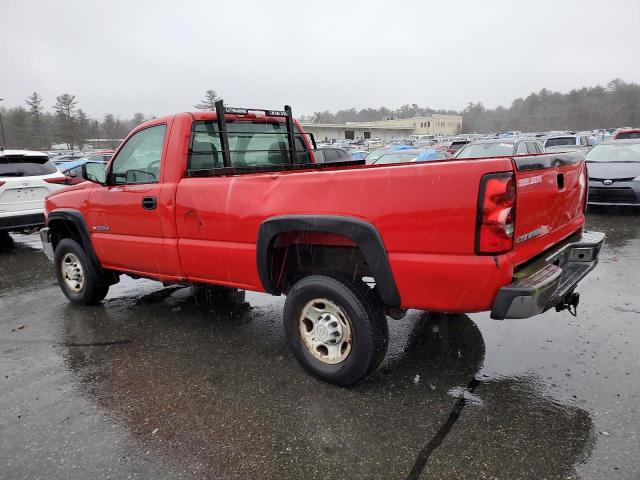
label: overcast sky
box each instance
[1,0,639,119]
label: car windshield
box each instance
[0,155,58,177]
[365,148,389,162]
[455,143,514,159]
[373,152,418,164]
[546,137,576,147]
[585,143,640,162]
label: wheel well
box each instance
[48,218,82,249]
[257,216,401,307]
[269,233,373,294]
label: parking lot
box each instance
[0,208,638,479]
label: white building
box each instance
[301,114,463,142]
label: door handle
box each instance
[142,196,157,210]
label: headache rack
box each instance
[215,100,311,168]
[186,100,364,177]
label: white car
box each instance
[0,150,68,245]
[543,135,594,153]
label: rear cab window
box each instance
[546,137,576,147]
[0,155,57,177]
[188,119,310,173]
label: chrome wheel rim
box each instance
[299,298,352,364]
[61,253,84,293]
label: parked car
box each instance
[51,153,86,165]
[447,140,470,155]
[350,150,369,161]
[613,129,640,140]
[313,148,352,163]
[455,138,543,158]
[370,149,450,165]
[586,139,640,206]
[84,150,115,163]
[0,150,69,245]
[543,135,593,153]
[40,102,603,386]
[364,147,391,164]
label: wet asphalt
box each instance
[1,208,639,479]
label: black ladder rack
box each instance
[214,99,301,168]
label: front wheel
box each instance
[54,238,109,305]
[284,273,388,386]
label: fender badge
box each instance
[92,225,110,231]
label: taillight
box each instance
[44,177,70,185]
[476,172,516,254]
[0,181,5,187]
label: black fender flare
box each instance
[256,215,401,307]
[47,210,101,270]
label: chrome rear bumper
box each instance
[491,231,605,320]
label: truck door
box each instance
[87,124,172,276]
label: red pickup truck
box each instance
[40,102,604,386]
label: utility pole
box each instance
[0,98,6,148]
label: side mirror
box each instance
[82,161,107,184]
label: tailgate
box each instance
[511,151,587,261]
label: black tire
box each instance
[0,231,14,252]
[284,272,388,386]
[54,238,109,305]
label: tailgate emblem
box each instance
[516,227,543,244]
[518,175,542,187]
[603,179,613,185]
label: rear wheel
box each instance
[54,238,109,305]
[284,273,388,386]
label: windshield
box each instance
[545,137,576,147]
[0,155,58,177]
[585,143,640,162]
[455,143,514,159]
[365,148,389,162]
[372,152,418,164]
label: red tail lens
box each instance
[476,172,516,254]
[44,177,70,184]
[0,181,5,187]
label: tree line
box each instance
[461,79,640,133]
[1,81,638,150]
[300,78,640,134]
[0,90,224,151]
[0,92,149,150]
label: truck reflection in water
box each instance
[61,288,594,479]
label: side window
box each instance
[579,136,586,146]
[516,142,528,155]
[111,124,166,184]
